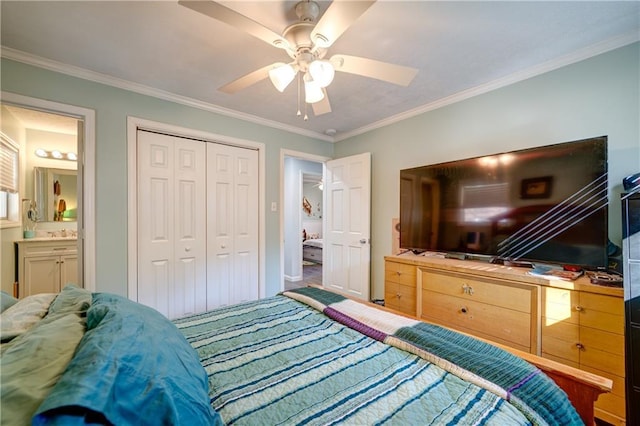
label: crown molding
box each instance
[3,30,637,145]
[335,32,639,142]
[0,47,334,143]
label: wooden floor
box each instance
[284,262,322,291]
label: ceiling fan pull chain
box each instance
[296,73,302,117]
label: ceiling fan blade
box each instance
[179,0,289,50]
[312,89,332,116]
[219,63,279,94]
[331,54,418,86]
[311,1,376,48]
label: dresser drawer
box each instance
[542,287,579,325]
[421,270,533,313]
[580,327,624,357]
[422,290,531,349]
[303,247,322,261]
[385,261,416,286]
[384,281,416,316]
[583,365,626,422]
[594,393,626,425]
[580,339,625,378]
[541,321,579,364]
[18,241,77,257]
[577,293,624,335]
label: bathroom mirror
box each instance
[33,167,78,222]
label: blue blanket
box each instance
[286,287,583,426]
[176,288,583,425]
[34,293,221,426]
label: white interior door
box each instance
[324,152,371,300]
[137,130,207,318]
[207,143,259,308]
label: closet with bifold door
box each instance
[136,129,259,319]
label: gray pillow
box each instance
[1,291,19,313]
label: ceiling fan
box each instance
[178,0,418,119]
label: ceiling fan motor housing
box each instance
[295,1,320,22]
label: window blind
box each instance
[0,134,19,193]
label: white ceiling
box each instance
[1,1,638,141]
[4,105,79,135]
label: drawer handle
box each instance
[575,343,585,351]
[460,306,468,314]
[396,271,401,276]
[396,293,402,299]
[574,305,584,312]
[462,284,474,295]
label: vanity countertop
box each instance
[16,237,78,243]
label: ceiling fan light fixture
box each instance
[304,73,325,104]
[269,63,296,92]
[308,59,335,88]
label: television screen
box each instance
[399,136,608,268]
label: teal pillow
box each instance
[0,291,18,313]
[48,285,92,317]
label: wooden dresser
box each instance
[384,253,625,424]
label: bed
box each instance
[302,238,323,264]
[0,285,611,425]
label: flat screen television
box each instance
[399,136,608,268]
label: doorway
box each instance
[0,93,96,292]
[281,151,329,291]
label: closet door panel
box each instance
[208,147,233,308]
[211,254,233,307]
[234,251,256,303]
[207,143,259,308]
[233,149,258,303]
[137,131,206,318]
[173,138,206,317]
[138,133,174,317]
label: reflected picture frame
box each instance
[520,176,553,199]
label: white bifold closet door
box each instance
[137,130,258,318]
[206,142,259,309]
[137,131,207,318]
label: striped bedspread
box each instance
[175,287,582,426]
